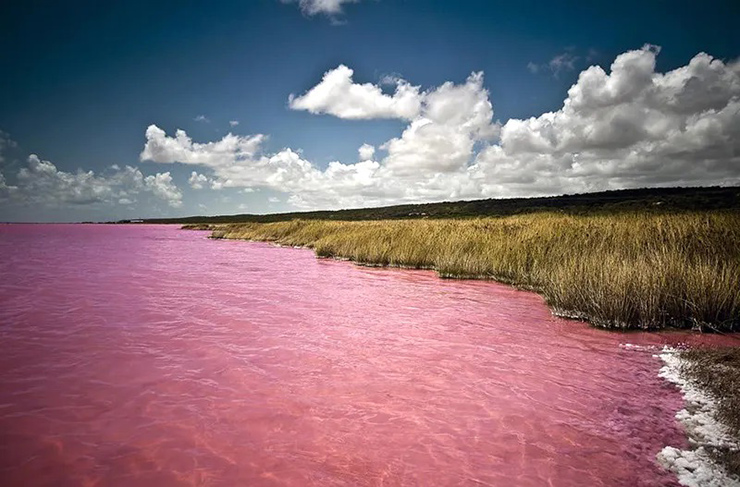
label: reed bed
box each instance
[189,212,740,330]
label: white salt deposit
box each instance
[656,347,740,487]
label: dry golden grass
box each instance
[188,211,740,330]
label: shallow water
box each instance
[0,224,734,486]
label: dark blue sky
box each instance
[1,0,739,220]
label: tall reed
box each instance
[193,212,740,330]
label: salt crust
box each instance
[654,347,740,487]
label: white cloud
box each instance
[281,0,359,16]
[526,62,539,74]
[140,68,498,208]
[0,173,15,197]
[229,120,240,127]
[140,125,266,167]
[289,65,422,120]
[0,154,182,208]
[144,172,182,207]
[194,115,210,123]
[188,171,209,189]
[140,46,740,210]
[473,45,740,196]
[358,143,375,161]
[382,71,498,176]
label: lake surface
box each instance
[0,224,733,486]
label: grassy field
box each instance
[186,211,740,331]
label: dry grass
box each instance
[187,211,740,330]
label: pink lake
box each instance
[0,224,734,486]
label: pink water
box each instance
[0,224,734,486]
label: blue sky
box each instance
[1,0,739,221]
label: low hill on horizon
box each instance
[134,186,740,224]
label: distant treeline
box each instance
[131,186,740,224]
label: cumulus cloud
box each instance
[473,45,740,196]
[281,0,360,17]
[289,65,422,120]
[0,154,182,208]
[141,46,740,210]
[141,67,498,208]
[144,172,182,207]
[194,115,210,123]
[188,171,209,189]
[141,125,266,167]
[381,71,498,176]
[229,120,240,127]
[0,173,16,200]
[358,143,375,161]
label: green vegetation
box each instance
[679,347,740,476]
[186,211,740,331]
[145,186,740,224]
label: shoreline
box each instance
[185,213,740,332]
[184,217,740,484]
[658,348,740,485]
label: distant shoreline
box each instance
[142,185,740,225]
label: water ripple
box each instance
[0,224,734,486]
